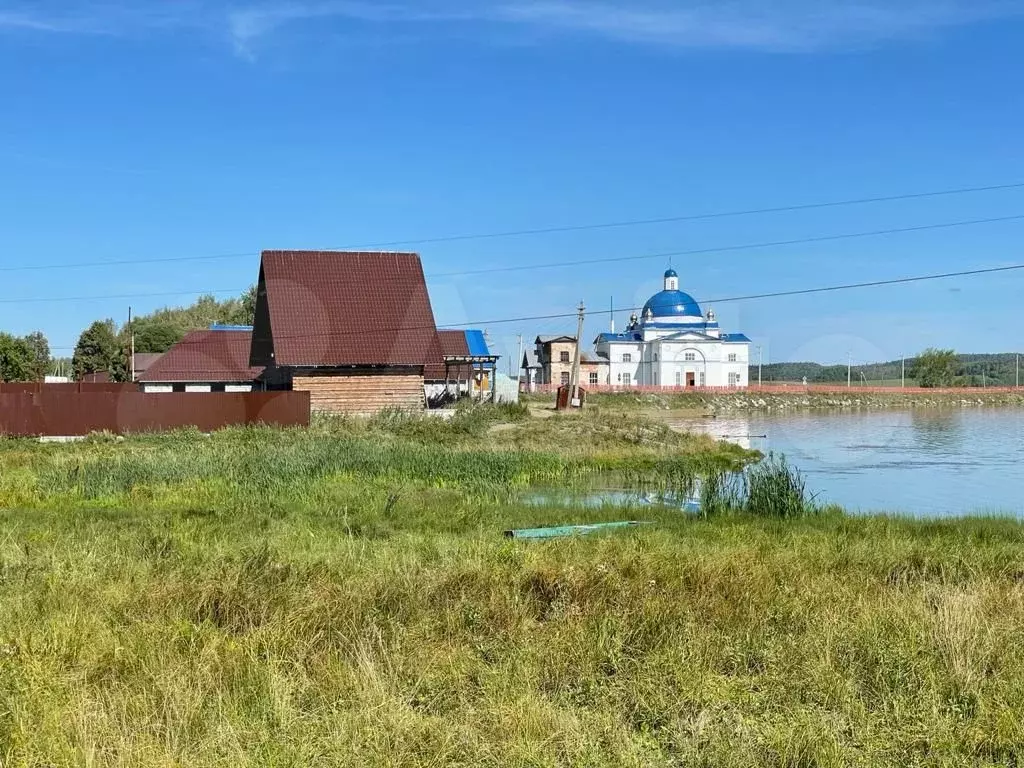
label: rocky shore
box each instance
[571,389,1024,413]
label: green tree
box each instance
[237,284,257,326]
[73,320,119,380]
[913,348,958,388]
[22,331,50,381]
[132,319,183,354]
[0,333,34,382]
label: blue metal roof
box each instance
[596,332,643,343]
[642,290,703,320]
[209,324,254,332]
[598,330,750,344]
[664,268,678,278]
[464,329,491,357]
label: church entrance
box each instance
[686,372,695,388]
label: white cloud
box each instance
[0,10,93,33]
[493,0,1024,50]
[3,0,1023,56]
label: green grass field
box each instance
[1,406,1023,766]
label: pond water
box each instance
[524,488,700,513]
[668,408,1024,518]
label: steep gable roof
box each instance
[141,330,263,383]
[251,251,443,370]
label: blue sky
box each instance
[1,0,1023,367]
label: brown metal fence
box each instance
[0,384,310,437]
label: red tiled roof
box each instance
[140,331,263,383]
[253,251,443,371]
[132,353,164,375]
[431,329,468,382]
[438,330,470,357]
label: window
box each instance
[589,372,599,386]
[699,372,706,387]
[560,351,570,363]
[653,371,658,385]
[653,353,659,362]
[685,352,696,362]
[622,373,632,387]
[622,353,632,363]
[675,371,682,386]
[728,372,741,386]
[560,372,570,386]
[728,353,738,363]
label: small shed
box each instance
[556,384,587,410]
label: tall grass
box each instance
[699,453,817,519]
[6,408,751,512]
[2,406,1014,765]
[1,502,1024,765]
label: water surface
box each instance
[668,408,1024,517]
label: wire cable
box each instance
[2,181,1024,274]
[46,260,1024,351]
[7,212,1024,306]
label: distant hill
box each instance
[750,354,1023,387]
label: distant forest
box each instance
[750,354,1023,387]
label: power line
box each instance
[3,181,1024,274]
[7,212,1024,307]
[303,181,1024,250]
[0,288,242,307]
[429,213,1024,278]
[47,260,1024,350]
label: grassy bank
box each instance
[1,408,1023,766]
[529,389,1024,414]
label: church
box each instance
[593,269,751,389]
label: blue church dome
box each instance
[664,268,678,279]
[643,290,703,320]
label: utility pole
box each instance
[901,354,905,389]
[847,351,852,389]
[609,297,615,334]
[517,334,524,390]
[571,301,585,405]
[1017,353,1020,388]
[757,345,763,388]
[128,306,135,383]
[484,330,497,401]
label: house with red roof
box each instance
[139,327,264,393]
[140,251,501,412]
[251,250,465,413]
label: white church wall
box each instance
[604,342,643,387]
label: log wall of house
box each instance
[293,371,425,413]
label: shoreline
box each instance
[527,389,1024,414]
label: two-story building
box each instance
[529,336,611,389]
